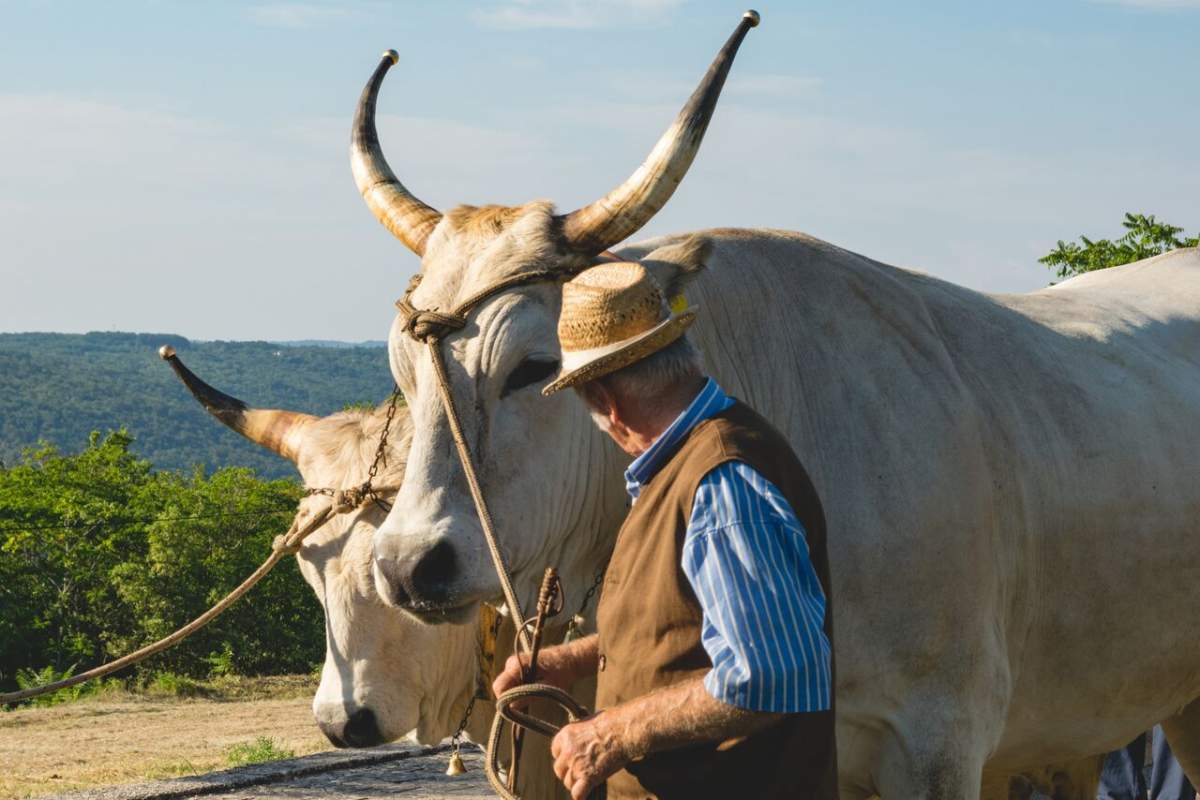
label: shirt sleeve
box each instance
[681,461,832,713]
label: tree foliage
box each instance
[0,432,321,695]
[1040,212,1199,280]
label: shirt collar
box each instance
[624,377,735,500]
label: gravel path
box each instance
[40,744,492,800]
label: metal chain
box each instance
[446,603,503,776]
[576,566,605,617]
[362,386,403,511]
[564,566,606,642]
[366,385,401,484]
[446,693,477,773]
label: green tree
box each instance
[0,432,154,687]
[0,431,322,694]
[109,467,316,677]
[1040,212,1199,280]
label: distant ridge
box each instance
[272,339,387,349]
[0,331,393,478]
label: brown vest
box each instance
[595,401,838,800]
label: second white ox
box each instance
[158,348,466,746]
[351,14,1200,800]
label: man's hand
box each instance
[491,634,598,701]
[551,712,629,800]
[549,677,784,796]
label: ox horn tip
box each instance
[382,48,399,65]
[158,344,176,360]
[742,9,760,26]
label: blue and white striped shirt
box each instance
[624,379,832,713]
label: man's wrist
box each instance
[591,704,642,763]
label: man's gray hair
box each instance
[577,335,703,424]
[600,335,702,398]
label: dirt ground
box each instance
[0,677,333,799]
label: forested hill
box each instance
[0,332,391,479]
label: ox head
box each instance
[358,13,756,618]
[159,347,482,747]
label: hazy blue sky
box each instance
[2,0,1197,341]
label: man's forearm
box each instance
[596,676,782,760]
[533,633,599,684]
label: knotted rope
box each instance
[396,269,604,800]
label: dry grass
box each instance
[0,675,332,799]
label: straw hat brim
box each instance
[542,309,697,396]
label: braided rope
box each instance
[424,341,532,652]
[487,683,598,800]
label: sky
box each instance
[1,0,1197,341]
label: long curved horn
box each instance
[350,50,443,256]
[560,10,760,255]
[159,346,315,462]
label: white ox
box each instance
[349,15,1200,800]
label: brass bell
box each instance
[446,749,466,776]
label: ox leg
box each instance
[1160,699,1200,791]
[877,745,985,800]
[874,703,994,800]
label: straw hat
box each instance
[543,262,696,396]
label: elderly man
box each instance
[493,262,838,800]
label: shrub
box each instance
[0,432,323,695]
[11,664,123,707]
[146,671,208,698]
[225,736,295,766]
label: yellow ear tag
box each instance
[669,294,689,315]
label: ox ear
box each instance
[639,235,712,300]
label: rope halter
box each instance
[396,275,467,343]
[393,266,607,800]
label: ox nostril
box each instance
[315,712,349,748]
[319,725,348,748]
[374,556,412,607]
[410,540,457,600]
[341,707,384,748]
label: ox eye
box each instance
[502,358,559,396]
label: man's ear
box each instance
[578,380,613,417]
[639,235,712,300]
